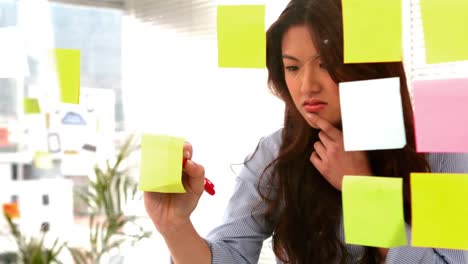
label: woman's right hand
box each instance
[144,142,206,236]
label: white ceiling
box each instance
[48,0,125,9]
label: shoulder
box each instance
[425,153,468,173]
[240,128,283,183]
[257,128,283,156]
[246,128,282,166]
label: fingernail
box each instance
[183,150,191,159]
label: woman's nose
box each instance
[300,65,322,93]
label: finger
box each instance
[318,131,338,147]
[310,151,325,172]
[183,160,205,179]
[183,142,193,160]
[313,141,327,161]
[181,172,192,189]
[182,160,205,195]
[182,142,193,168]
[309,113,341,140]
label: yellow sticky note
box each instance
[342,176,407,247]
[24,98,41,114]
[138,134,185,193]
[420,0,468,63]
[217,5,266,68]
[34,151,54,169]
[411,173,468,249]
[342,0,402,63]
[53,49,81,104]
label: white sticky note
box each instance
[339,77,406,151]
[0,27,29,78]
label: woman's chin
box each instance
[302,113,341,130]
[308,122,319,129]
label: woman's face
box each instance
[281,24,342,129]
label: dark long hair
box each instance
[259,0,430,263]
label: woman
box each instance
[144,0,468,263]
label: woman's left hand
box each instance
[308,113,373,191]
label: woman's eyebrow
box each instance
[282,53,321,62]
[282,54,299,61]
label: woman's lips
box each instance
[304,103,327,112]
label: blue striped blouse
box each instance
[192,129,468,263]
[165,130,468,264]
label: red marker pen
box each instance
[183,158,215,196]
[204,178,215,195]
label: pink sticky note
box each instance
[0,128,8,146]
[413,79,468,152]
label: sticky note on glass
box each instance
[412,173,468,249]
[342,0,402,63]
[34,151,54,169]
[24,98,41,114]
[339,77,406,151]
[413,79,468,153]
[217,5,266,68]
[343,176,407,247]
[420,0,468,63]
[0,128,8,147]
[139,134,186,193]
[53,48,81,104]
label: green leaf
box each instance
[71,134,152,263]
[67,246,88,264]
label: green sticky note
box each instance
[217,5,266,68]
[53,49,81,104]
[139,134,186,193]
[34,151,53,169]
[411,173,468,249]
[342,176,407,247]
[342,0,402,63]
[24,98,41,114]
[420,0,468,63]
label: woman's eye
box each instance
[285,66,299,72]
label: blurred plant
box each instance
[68,135,151,264]
[3,212,64,264]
